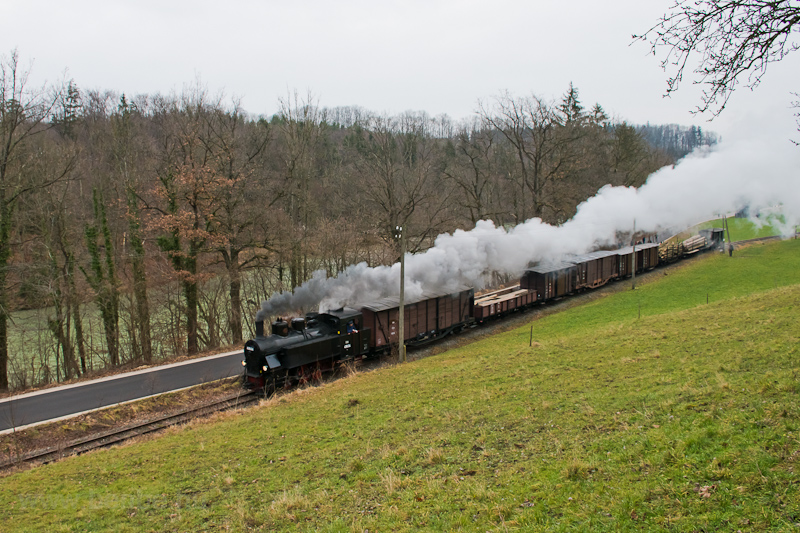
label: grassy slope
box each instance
[700,216,786,241]
[665,216,786,245]
[1,240,799,532]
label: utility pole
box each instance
[723,214,733,256]
[394,225,407,363]
[631,219,636,290]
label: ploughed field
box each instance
[1,239,798,532]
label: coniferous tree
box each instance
[55,80,81,139]
[590,103,608,125]
[559,82,586,124]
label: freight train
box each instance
[242,229,725,391]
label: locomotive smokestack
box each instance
[255,320,264,338]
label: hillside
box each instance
[1,239,798,532]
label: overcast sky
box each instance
[1,0,798,140]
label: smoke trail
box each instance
[257,133,799,320]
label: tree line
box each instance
[0,51,716,391]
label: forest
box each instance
[0,51,717,391]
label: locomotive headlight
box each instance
[262,365,268,372]
[241,360,246,367]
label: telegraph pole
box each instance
[395,225,407,363]
[723,214,733,256]
[631,219,637,290]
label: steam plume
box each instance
[257,132,799,320]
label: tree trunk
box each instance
[185,277,199,355]
[71,292,88,374]
[0,285,8,391]
[127,186,152,363]
[66,254,86,375]
[228,249,243,344]
[85,189,120,367]
[133,260,152,363]
[185,239,200,355]
[0,205,11,390]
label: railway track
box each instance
[0,391,258,471]
[733,235,783,246]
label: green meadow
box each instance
[701,215,790,242]
[1,239,798,532]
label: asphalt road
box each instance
[0,350,244,434]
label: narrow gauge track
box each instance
[733,235,783,246]
[0,391,258,471]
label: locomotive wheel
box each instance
[297,366,309,386]
[262,377,277,398]
[281,370,293,389]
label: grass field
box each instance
[663,215,790,246]
[1,239,798,532]
[696,215,790,242]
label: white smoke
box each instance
[258,129,799,319]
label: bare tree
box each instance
[113,94,154,363]
[44,200,83,380]
[197,101,273,344]
[636,0,800,115]
[275,91,325,288]
[150,89,217,355]
[15,133,84,383]
[83,188,121,366]
[442,120,500,226]
[479,93,569,223]
[0,50,68,390]
[344,112,450,253]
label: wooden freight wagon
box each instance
[569,250,619,290]
[617,247,634,278]
[474,286,512,321]
[638,243,660,270]
[659,241,681,263]
[592,250,620,284]
[568,254,592,290]
[520,261,576,301]
[474,286,537,321]
[681,235,708,254]
[359,286,474,349]
[506,288,535,311]
[473,285,517,320]
[617,243,660,277]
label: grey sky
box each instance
[2,0,798,139]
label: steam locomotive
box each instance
[242,229,724,391]
[243,308,370,391]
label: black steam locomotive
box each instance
[243,308,370,391]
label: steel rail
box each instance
[0,391,258,471]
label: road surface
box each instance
[0,350,244,434]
